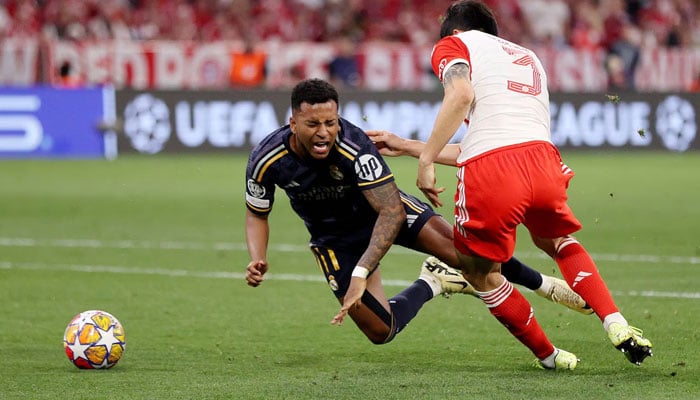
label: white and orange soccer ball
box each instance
[63,310,126,369]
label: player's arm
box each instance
[423,62,473,162]
[366,130,460,166]
[245,209,270,287]
[332,181,405,325]
[418,62,473,207]
[357,181,406,270]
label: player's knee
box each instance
[368,335,393,345]
[363,326,393,345]
[368,335,385,345]
[531,235,557,257]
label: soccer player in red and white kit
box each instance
[417,0,653,369]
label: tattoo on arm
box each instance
[443,63,470,89]
[357,182,405,270]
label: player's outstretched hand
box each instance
[331,277,366,326]
[245,260,268,287]
[365,130,405,157]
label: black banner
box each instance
[115,89,699,154]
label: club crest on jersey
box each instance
[355,154,383,181]
[438,58,448,81]
[247,179,266,198]
[329,165,344,180]
[328,276,339,291]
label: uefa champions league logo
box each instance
[123,94,171,154]
[655,95,696,152]
[247,179,266,198]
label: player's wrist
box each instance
[351,265,371,279]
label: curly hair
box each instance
[291,79,339,112]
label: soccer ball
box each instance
[63,310,126,369]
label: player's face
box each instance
[289,100,340,160]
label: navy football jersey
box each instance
[246,118,395,251]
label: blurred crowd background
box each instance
[2,0,697,48]
[1,0,699,90]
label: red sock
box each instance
[479,279,554,359]
[555,239,619,321]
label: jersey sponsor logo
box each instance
[354,154,383,181]
[296,184,349,201]
[247,179,266,198]
[329,165,344,180]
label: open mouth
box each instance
[312,141,330,154]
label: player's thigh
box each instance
[412,216,461,269]
[395,193,460,268]
[455,156,526,262]
[523,143,582,238]
[525,206,581,239]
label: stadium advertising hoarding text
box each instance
[1,38,699,92]
[115,89,698,154]
[42,41,700,92]
[0,86,115,159]
[1,87,694,159]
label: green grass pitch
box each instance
[1,151,699,399]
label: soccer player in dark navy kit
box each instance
[245,79,588,344]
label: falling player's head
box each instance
[289,79,341,161]
[291,79,339,113]
[439,0,499,39]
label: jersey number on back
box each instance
[502,45,542,96]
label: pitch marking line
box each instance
[1,260,699,300]
[1,237,699,265]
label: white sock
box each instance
[419,276,442,297]
[535,275,553,295]
[603,312,628,332]
[539,348,559,369]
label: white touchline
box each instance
[0,236,699,265]
[1,237,699,299]
[1,260,699,300]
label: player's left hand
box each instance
[331,277,366,326]
[245,260,268,287]
[417,162,445,207]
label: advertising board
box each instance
[114,89,698,154]
[0,87,114,159]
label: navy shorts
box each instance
[310,192,438,298]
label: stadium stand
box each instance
[1,0,696,47]
[0,0,698,90]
